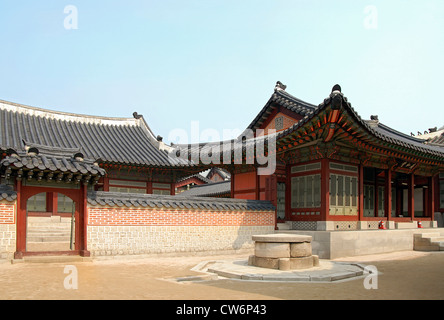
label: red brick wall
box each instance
[88,206,275,227]
[0,202,15,224]
[263,112,299,133]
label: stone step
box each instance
[27,233,71,240]
[429,237,444,244]
[27,235,71,242]
[27,222,72,228]
[27,226,72,231]
[414,232,444,251]
[28,231,72,236]
[26,241,73,252]
[12,255,91,264]
[414,232,441,238]
[27,230,71,235]
[28,216,72,222]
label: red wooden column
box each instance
[103,177,110,192]
[428,176,435,219]
[46,192,58,216]
[320,158,330,221]
[146,181,153,194]
[285,164,291,221]
[433,175,440,213]
[14,179,25,259]
[79,183,90,257]
[396,186,402,217]
[230,171,235,198]
[255,167,260,200]
[170,183,176,196]
[408,173,415,220]
[374,175,379,217]
[385,168,392,220]
[358,164,364,221]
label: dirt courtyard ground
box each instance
[0,250,443,301]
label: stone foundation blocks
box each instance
[248,234,319,271]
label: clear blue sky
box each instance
[0,0,443,143]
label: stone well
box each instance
[248,234,319,271]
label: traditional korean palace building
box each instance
[0,100,274,259]
[175,82,444,231]
[0,82,443,260]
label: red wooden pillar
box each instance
[255,167,260,200]
[358,164,364,221]
[320,158,330,221]
[374,174,379,217]
[230,172,235,198]
[146,181,153,194]
[267,175,278,230]
[46,192,58,215]
[103,177,109,192]
[285,165,291,221]
[408,173,415,220]
[433,175,440,213]
[428,176,435,219]
[396,185,402,217]
[79,183,90,257]
[170,182,175,196]
[385,168,392,220]
[14,179,25,259]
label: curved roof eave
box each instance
[276,87,444,160]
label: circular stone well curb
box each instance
[193,259,370,283]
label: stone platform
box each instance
[190,258,369,283]
[248,234,319,270]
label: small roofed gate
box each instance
[0,144,105,259]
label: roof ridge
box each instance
[273,89,318,110]
[369,121,426,144]
[189,179,230,188]
[0,99,139,126]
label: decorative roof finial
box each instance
[330,84,343,110]
[275,81,287,91]
[331,84,342,93]
[133,112,143,119]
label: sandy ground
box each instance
[0,250,443,300]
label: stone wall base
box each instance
[276,228,444,259]
[87,225,275,257]
[289,220,438,231]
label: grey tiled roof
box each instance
[206,167,231,180]
[178,180,231,197]
[245,85,317,131]
[428,133,444,146]
[0,185,17,202]
[177,173,212,184]
[418,129,444,147]
[87,191,274,211]
[276,89,444,158]
[0,100,190,168]
[1,144,106,178]
[173,85,444,163]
